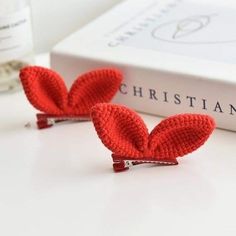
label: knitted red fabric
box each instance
[91,103,215,172]
[20,66,123,129]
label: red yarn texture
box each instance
[91,103,215,166]
[20,66,123,116]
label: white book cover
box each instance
[51,0,236,131]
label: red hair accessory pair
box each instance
[20,66,122,129]
[20,66,215,172]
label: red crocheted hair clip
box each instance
[20,66,123,129]
[91,104,215,172]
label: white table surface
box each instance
[1,54,236,236]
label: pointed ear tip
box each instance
[19,67,31,80]
[19,66,38,78]
[106,68,123,81]
[91,103,118,120]
[113,68,123,75]
[115,69,123,81]
[105,67,121,73]
[203,115,216,129]
[90,104,99,113]
[91,103,107,114]
[209,116,216,127]
[187,114,215,128]
[20,65,49,73]
[19,66,30,73]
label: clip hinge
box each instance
[112,157,178,172]
[36,113,90,129]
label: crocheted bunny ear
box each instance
[148,114,215,160]
[20,66,68,115]
[91,103,149,158]
[68,69,123,115]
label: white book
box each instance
[51,0,236,131]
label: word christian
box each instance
[119,83,236,115]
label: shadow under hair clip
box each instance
[91,103,215,172]
[20,66,123,129]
